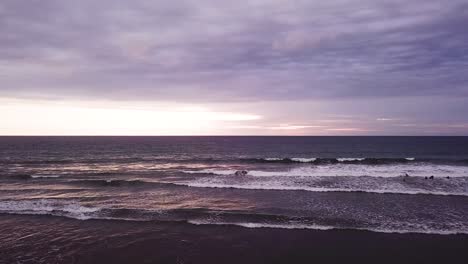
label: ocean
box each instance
[1,136,467,237]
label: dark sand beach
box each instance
[1,214,467,264]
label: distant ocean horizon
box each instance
[1,136,467,236]
[5,135,467,137]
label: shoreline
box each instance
[1,214,467,263]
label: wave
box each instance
[66,179,181,188]
[5,174,62,180]
[179,165,468,196]
[68,179,148,187]
[2,175,184,189]
[184,163,468,178]
[172,181,468,197]
[188,219,334,230]
[30,174,61,179]
[0,199,101,220]
[3,157,468,170]
[187,220,468,235]
[0,159,76,165]
[1,199,467,236]
[8,174,33,180]
[183,169,234,176]
[242,157,419,164]
[0,157,150,165]
[0,157,236,165]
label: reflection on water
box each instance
[1,136,468,235]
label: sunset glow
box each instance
[0,99,261,135]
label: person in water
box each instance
[402,172,410,182]
[235,170,248,176]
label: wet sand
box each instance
[1,214,467,264]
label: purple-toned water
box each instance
[1,136,468,234]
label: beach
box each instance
[1,214,467,264]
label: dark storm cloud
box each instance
[0,0,467,101]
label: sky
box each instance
[1,0,467,135]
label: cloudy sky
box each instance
[1,0,467,135]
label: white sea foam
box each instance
[337,158,365,162]
[256,157,417,163]
[188,220,334,230]
[291,158,317,162]
[184,164,468,178]
[174,181,468,197]
[31,174,61,178]
[264,158,283,161]
[187,220,468,235]
[178,164,468,196]
[0,199,101,220]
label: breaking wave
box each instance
[1,199,467,235]
[0,199,101,220]
[241,157,419,164]
[183,164,468,178]
[187,220,468,235]
[30,174,62,179]
[173,180,468,197]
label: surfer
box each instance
[235,170,248,176]
[403,172,409,182]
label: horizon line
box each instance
[1,135,467,137]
